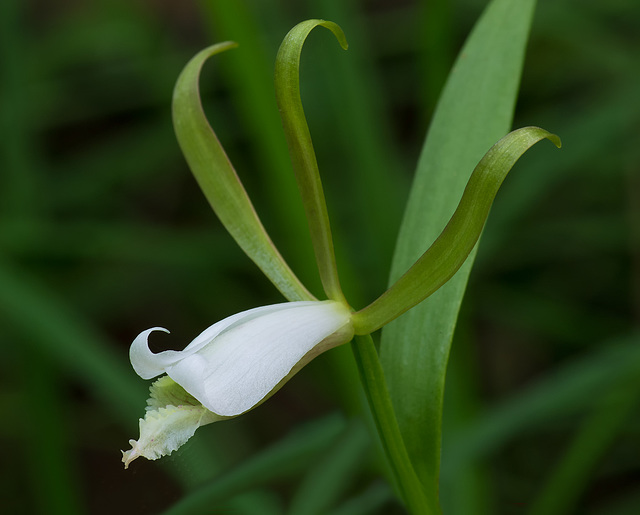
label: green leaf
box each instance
[274,20,348,304]
[0,260,144,423]
[352,127,560,333]
[0,260,222,487]
[379,0,539,494]
[328,483,394,515]
[441,331,640,493]
[529,375,640,515]
[22,352,83,515]
[172,42,313,302]
[161,415,345,515]
[288,419,370,515]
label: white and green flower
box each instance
[122,300,353,467]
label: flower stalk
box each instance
[351,334,439,514]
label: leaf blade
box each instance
[161,415,345,515]
[380,0,539,490]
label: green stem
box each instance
[351,334,440,514]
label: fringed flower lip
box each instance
[130,300,354,417]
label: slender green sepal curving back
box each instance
[352,127,560,334]
[172,42,314,302]
[380,0,540,497]
[274,20,348,304]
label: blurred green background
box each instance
[1,0,638,514]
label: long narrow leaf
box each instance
[442,331,640,474]
[380,0,538,491]
[529,376,640,515]
[288,419,370,515]
[0,260,144,423]
[162,415,345,515]
[305,0,407,294]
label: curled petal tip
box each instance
[130,327,180,380]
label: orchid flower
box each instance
[122,18,559,478]
[122,301,353,467]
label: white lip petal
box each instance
[171,301,352,416]
[131,301,352,416]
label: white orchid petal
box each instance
[130,304,322,380]
[163,301,352,416]
[163,352,211,411]
[129,327,180,379]
[181,303,308,353]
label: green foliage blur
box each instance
[1,0,638,514]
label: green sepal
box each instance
[172,42,313,302]
[274,20,348,304]
[352,127,561,334]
